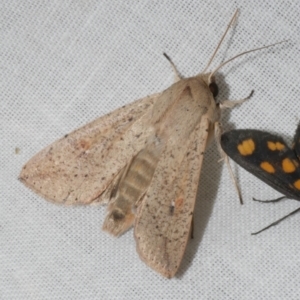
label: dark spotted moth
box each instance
[221,124,300,234]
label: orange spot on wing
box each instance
[276,142,285,150]
[267,141,285,151]
[282,158,296,173]
[175,198,184,209]
[78,139,92,151]
[237,139,255,156]
[267,141,276,151]
[260,161,275,173]
[294,179,300,190]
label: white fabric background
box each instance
[2,1,300,299]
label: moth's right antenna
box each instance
[202,9,239,73]
[208,40,287,83]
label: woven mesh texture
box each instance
[2,1,300,299]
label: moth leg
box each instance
[220,90,254,109]
[218,88,253,203]
[163,52,183,82]
[251,207,300,235]
[253,196,287,203]
[215,122,243,204]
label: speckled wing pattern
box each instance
[20,73,219,278]
[19,94,160,205]
[135,117,209,278]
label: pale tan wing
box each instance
[134,116,210,278]
[19,94,160,205]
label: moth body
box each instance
[103,139,163,236]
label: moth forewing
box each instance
[19,94,159,205]
[135,116,212,278]
[221,129,300,200]
[220,125,300,234]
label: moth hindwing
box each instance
[19,10,266,277]
[221,124,300,233]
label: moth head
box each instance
[208,79,219,98]
[200,73,219,99]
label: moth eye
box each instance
[209,82,219,97]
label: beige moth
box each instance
[19,10,275,278]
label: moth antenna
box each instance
[163,52,182,81]
[251,207,300,235]
[202,9,239,73]
[215,122,243,204]
[253,196,286,203]
[208,40,288,82]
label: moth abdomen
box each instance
[103,145,161,236]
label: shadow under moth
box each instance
[19,10,280,277]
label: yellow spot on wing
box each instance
[276,142,285,150]
[237,139,255,156]
[267,141,276,151]
[260,161,275,173]
[282,158,296,173]
[294,179,300,190]
[267,141,285,151]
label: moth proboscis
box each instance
[19,10,282,277]
[221,123,300,235]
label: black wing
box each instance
[221,125,300,200]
